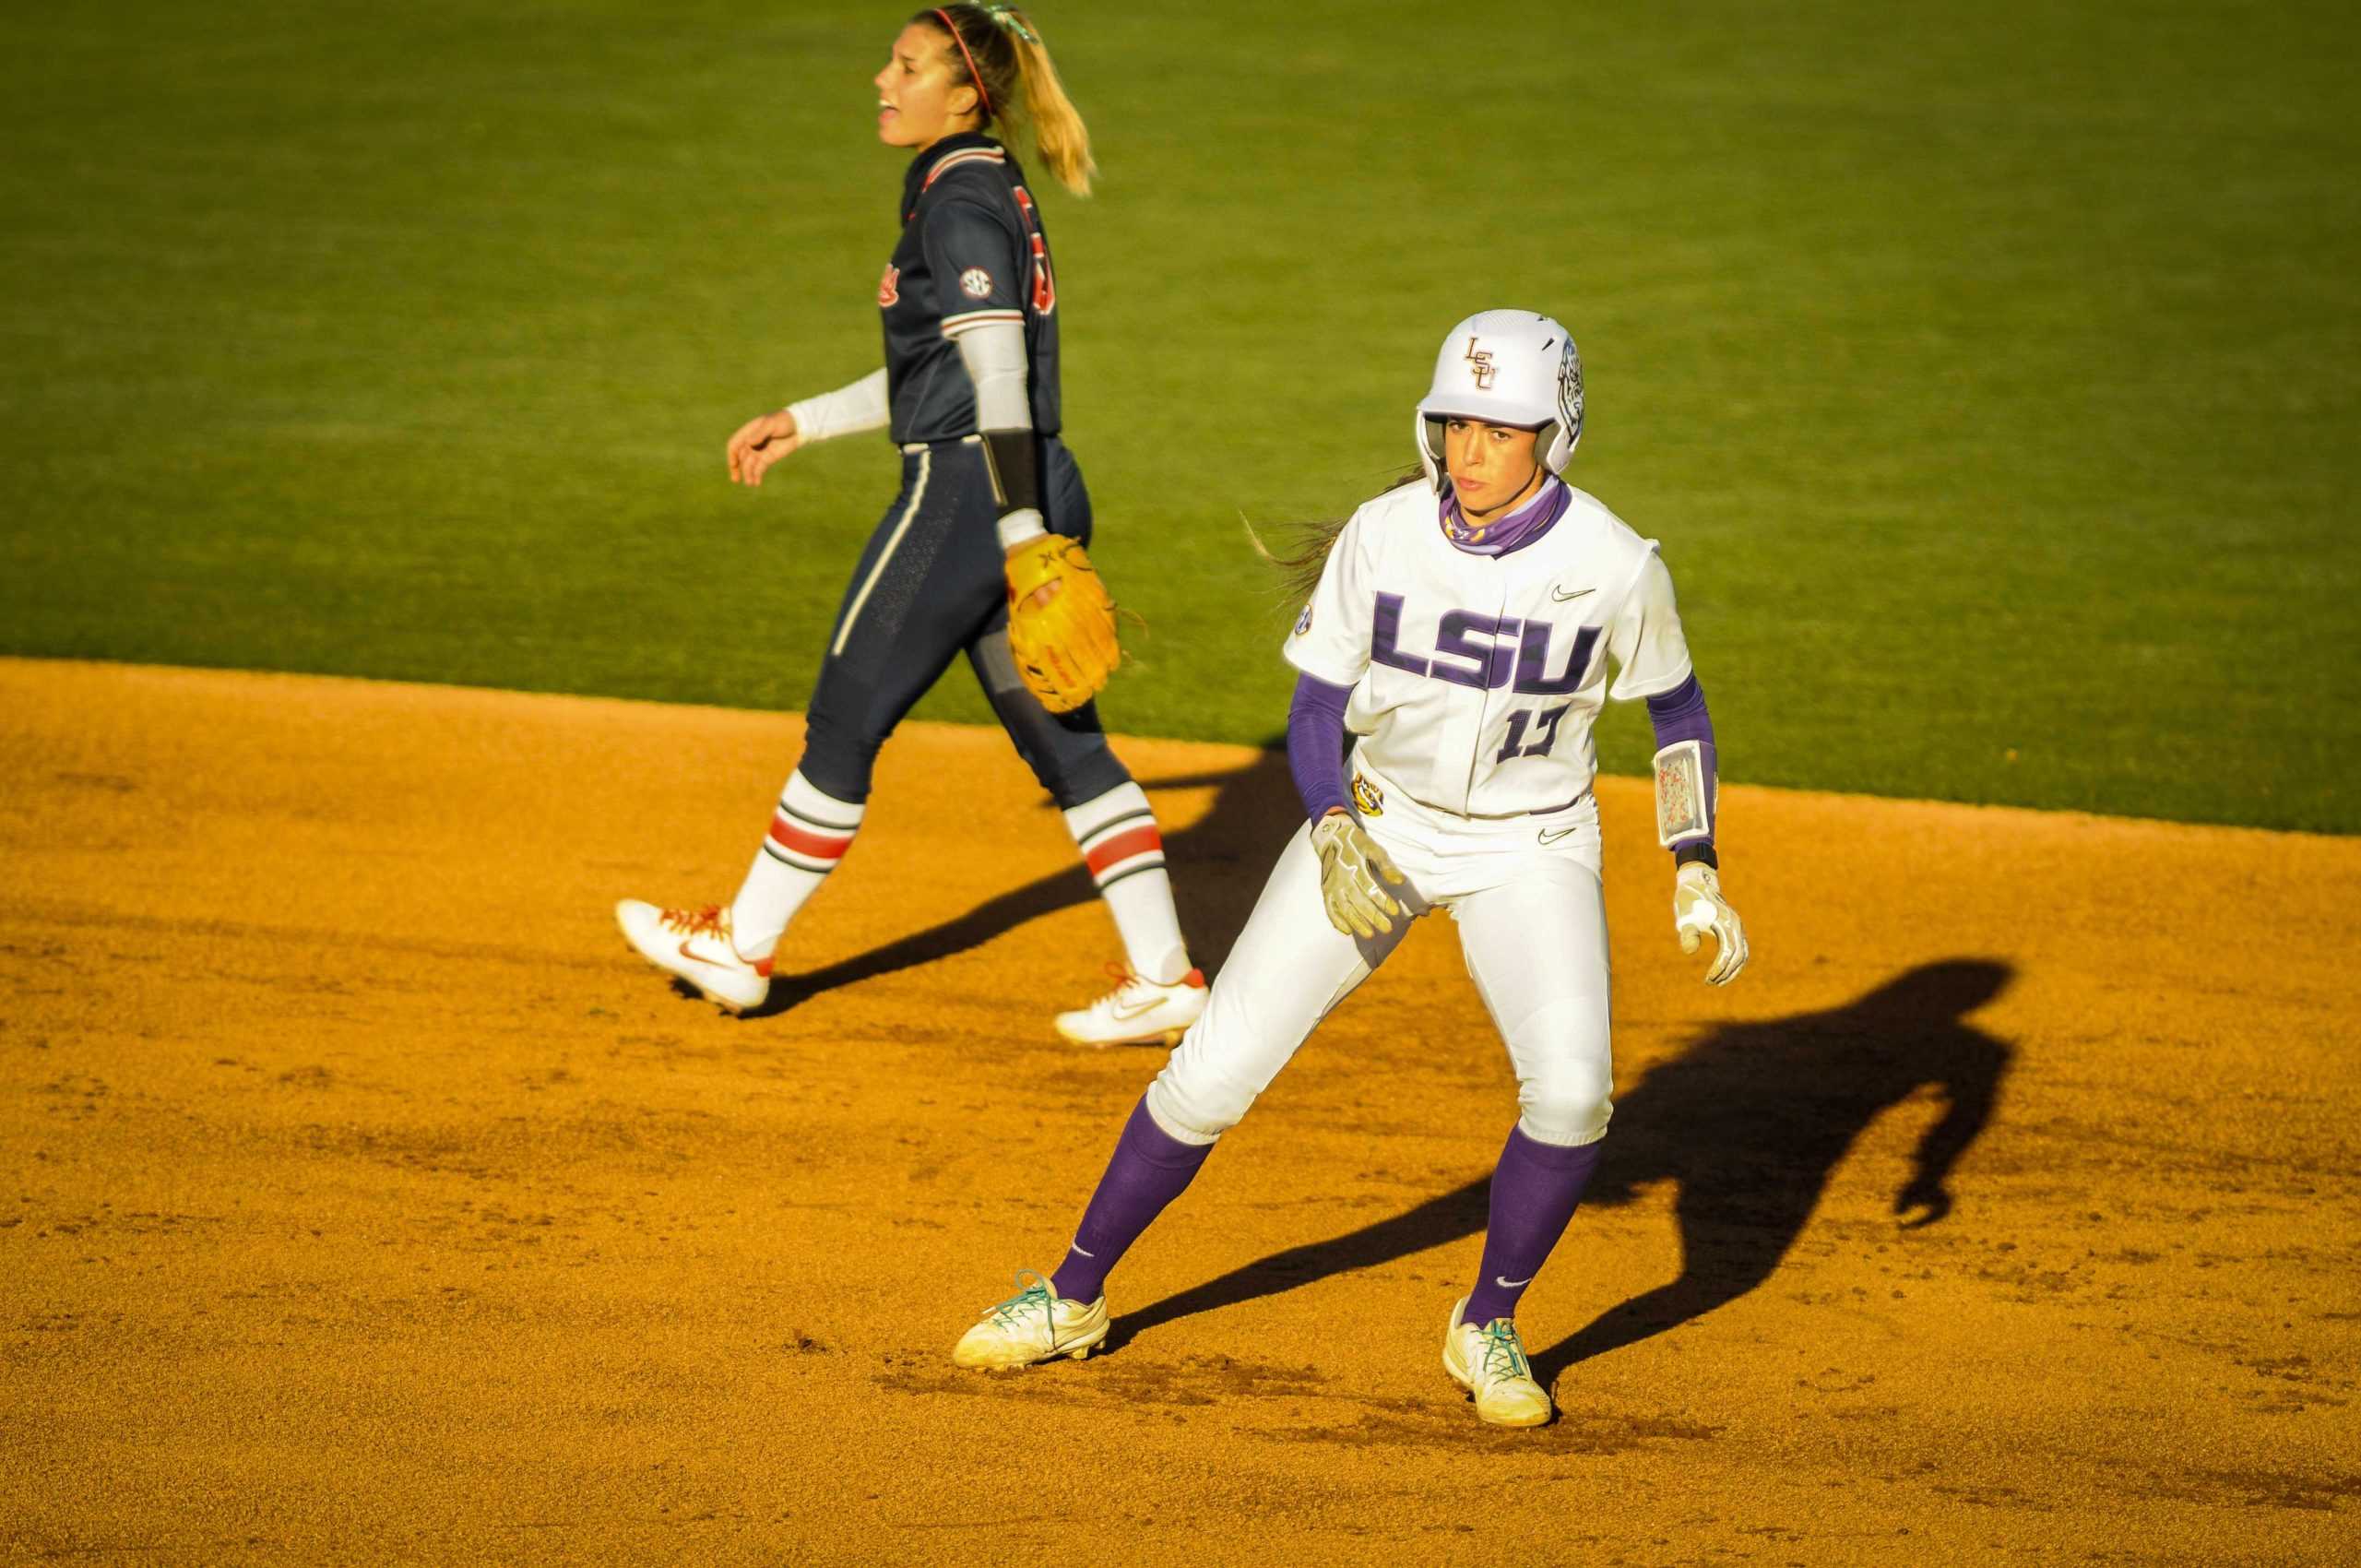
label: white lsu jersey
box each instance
[1286,480,1693,819]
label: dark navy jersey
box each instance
[879,133,1062,445]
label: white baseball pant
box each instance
[1145,776,1613,1149]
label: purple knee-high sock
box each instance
[1464,1125,1605,1325]
[1050,1097,1215,1304]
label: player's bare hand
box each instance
[728,410,802,486]
[1312,812,1408,940]
[1673,861,1748,985]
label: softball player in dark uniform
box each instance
[617,6,1206,1045]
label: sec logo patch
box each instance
[959,267,993,299]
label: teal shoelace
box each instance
[989,1274,1054,1334]
[1479,1320,1532,1382]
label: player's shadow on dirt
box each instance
[754,744,1299,1016]
[1109,960,2015,1380]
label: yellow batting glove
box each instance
[1311,814,1408,940]
[1674,861,1749,985]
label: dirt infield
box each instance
[3,658,2355,1564]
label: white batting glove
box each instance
[1674,861,1749,985]
[1311,813,1408,940]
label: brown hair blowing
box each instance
[916,5,1097,196]
[1250,466,1429,605]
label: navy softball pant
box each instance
[797,434,1132,809]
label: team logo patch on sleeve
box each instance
[959,267,994,299]
[1293,603,1313,636]
[877,264,900,306]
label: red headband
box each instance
[932,7,991,122]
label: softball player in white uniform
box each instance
[951,311,1748,1428]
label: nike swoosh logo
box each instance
[1495,1276,1534,1289]
[1537,827,1578,846]
[1109,999,1165,1021]
[1550,586,1596,602]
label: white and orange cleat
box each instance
[1054,965,1208,1048]
[614,900,771,1013]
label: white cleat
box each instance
[953,1272,1110,1370]
[1054,966,1208,1048]
[1442,1298,1554,1428]
[614,899,771,1014]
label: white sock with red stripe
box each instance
[729,770,865,962]
[1064,782,1192,986]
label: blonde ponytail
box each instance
[921,6,1097,197]
[1002,16,1097,196]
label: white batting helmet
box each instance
[1413,309,1584,489]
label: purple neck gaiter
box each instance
[1440,474,1570,557]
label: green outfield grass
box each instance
[5,1,2355,831]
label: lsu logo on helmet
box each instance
[1413,309,1586,489]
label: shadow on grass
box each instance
[1114,960,2015,1382]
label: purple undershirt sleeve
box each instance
[1645,672,1712,746]
[1645,673,1716,850]
[1287,672,1354,823]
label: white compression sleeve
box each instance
[954,316,1031,432]
[951,318,1047,549]
[784,367,889,445]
